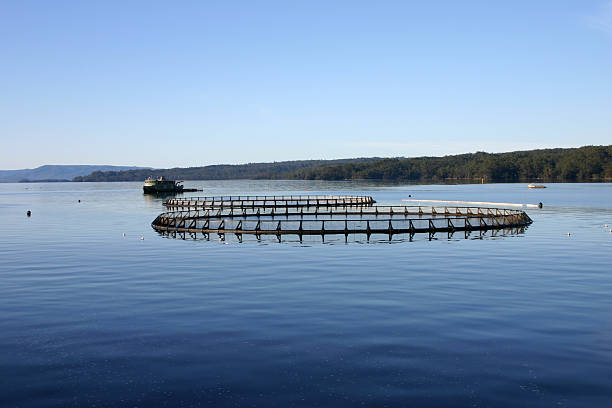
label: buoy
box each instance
[408,194,412,197]
[26,210,31,217]
[538,202,543,208]
[78,199,81,203]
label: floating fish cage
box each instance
[153,195,532,242]
[164,195,376,209]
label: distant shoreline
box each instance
[4,178,611,184]
[18,179,71,183]
[73,145,612,184]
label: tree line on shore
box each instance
[73,145,612,182]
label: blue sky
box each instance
[1,0,611,169]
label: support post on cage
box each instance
[235,220,243,238]
[429,219,436,239]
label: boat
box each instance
[527,184,547,189]
[143,176,184,193]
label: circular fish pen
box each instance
[164,195,376,209]
[153,195,533,242]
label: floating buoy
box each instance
[26,210,31,217]
[78,199,81,203]
[408,194,412,197]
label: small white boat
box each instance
[527,184,547,189]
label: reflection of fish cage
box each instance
[153,195,532,242]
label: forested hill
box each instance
[0,165,147,183]
[72,158,380,182]
[289,145,612,182]
[73,146,612,182]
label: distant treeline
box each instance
[74,146,612,182]
[73,158,380,182]
[19,179,71,183]
[290,145,612,182]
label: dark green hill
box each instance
[288,145,612,182]
[72,158,379,182]
[0,165,148,183]
[72,146,612,183]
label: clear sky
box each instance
[1,0,611,169]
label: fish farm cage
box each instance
[152,195,533,242]
[164,195,376,208]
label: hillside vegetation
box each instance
[73,146,612,182]
[0,165,147,183]
[290,146,612,182]
[73,158,379,182]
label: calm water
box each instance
[1,181,611,407]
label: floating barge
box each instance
[143,177,200,194]
[527,184,547,189]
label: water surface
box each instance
[1,181,611,407]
